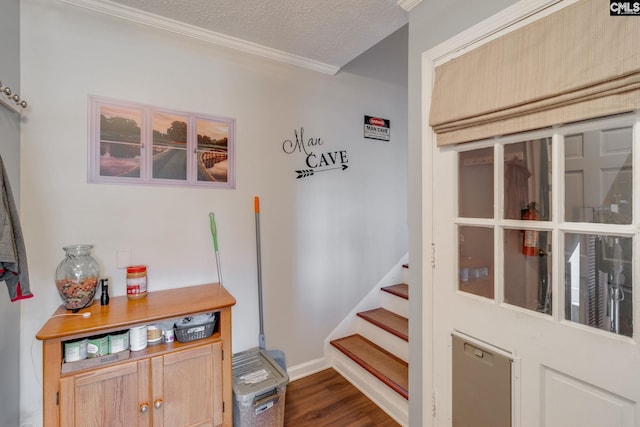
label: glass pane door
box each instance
[503,138,552,313]
[455,116,636,338]
[563,124,633,337]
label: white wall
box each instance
[19,0,407,424]
[406,0,519,425]
[0,1,22,426]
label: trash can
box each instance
[233,348,289,427]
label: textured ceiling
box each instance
[104,0,409,70]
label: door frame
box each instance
[420,1,578,425]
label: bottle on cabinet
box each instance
[100,278,110,306]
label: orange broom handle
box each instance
[254,196,260,214]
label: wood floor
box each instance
[284,368,400,427]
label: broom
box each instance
[254,196,286,371]
[209,212,223,287]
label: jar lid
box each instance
[127,265,147,273]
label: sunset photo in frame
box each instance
[88,96,235,189]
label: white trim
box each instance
[427,0,577,68]
[397,0,422,12]
[58,0,341,76]
[286,357,330,382]
[419,50,435,427]
[634,119,640,340]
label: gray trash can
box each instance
[232,348,289,427]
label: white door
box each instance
[430,114,640,426]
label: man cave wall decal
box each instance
[282,127,349,179]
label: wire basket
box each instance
[174,313,217,343]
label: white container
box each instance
[158,320,175,343]
[129,325,148,351]
[164,328,174,343]
[232,348,289,427]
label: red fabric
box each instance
[9,282,34,302]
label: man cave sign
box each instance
[282,127,348,179]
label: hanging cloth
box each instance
[504,158,530,219]
[0,155,33,301]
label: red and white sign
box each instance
[364,115,390,141]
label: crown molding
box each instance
[397,0,423,12]
[59,0,341,75]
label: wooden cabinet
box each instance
[37,283,235,427]
[59,360,142,426]
[155,342,223,426]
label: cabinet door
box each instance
[153,342,223,427]
[59,360,150,427]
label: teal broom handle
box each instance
[209,213,223,286]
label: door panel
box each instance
[60,361,145,427]
[158,342,222,427]
[432,116,640,426]
[452,334,511,427]
[542,367,635,427]
[564,171,584,222]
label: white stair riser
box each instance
[356,317,408,362]
[380,292,408,318]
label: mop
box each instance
[209,212,223,286]
[254,196,287,371]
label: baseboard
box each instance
[286,356,330,382]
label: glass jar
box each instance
[55,245,100,312]
[126,265,147,300]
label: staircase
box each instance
[326,264,409,426]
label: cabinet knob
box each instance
[154,399,163,409]
[139,403,149,413]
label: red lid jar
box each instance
[126,265,147,300]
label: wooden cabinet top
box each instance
[36,283,236,341]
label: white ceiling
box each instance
[63,0,412,74]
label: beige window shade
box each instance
[429,0,640,146]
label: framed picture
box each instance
[88,96,235,189]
